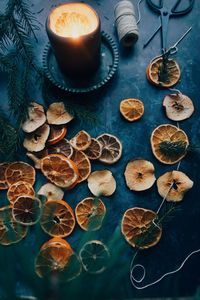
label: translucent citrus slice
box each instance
[71,149,91,183]
[70,130,91,151]
[0,163,9,190]
[47,125,67,145]
[124,159,156,191]
[97,133,122,164]
[121,207,162,249]
[40,200,75,237]
[150,124,189,164]
[35,238,82,281]
[12,196,42,226]
[120,99,144,122]
[7,181,35,204]
[0,206,28,246]
[5,162,36,186]
[48,139,73,159]
[75,197,106,231]
[146,57,181,88]
[84,138,102,160]
[40,154,79,189]
[79,240,110,274]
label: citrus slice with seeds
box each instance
[157,170,193,202]
[150,124,189,164]
[7,181,35,204]
[40,154,79,189]
[0,206,28,246]
[35,238,82,281]
[38,183,64,201]
[47,125,67,145]
[163,93,194,121]
[146,57,181,88]
[40,200,75,237]
[71,149,91,183]
[79,240,110,274]
[12,196,42,226]
[75,197,106,231]
[120,99,144,122]
[84,138,102,160]
[97,133,122,164]
[121,207,162,249]
[0,163,10,190]
[70,130,91,151]
[5,162,36,186]
[48,139,73,159]
[124,159,156,191]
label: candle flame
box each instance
[49,4,98,38]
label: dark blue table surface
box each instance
[0,0,200,299]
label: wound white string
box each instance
[114,0,142,47]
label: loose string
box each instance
[130,115,199,289]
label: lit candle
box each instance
[46,3,101,77]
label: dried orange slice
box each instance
[5,162,36,186]
[7,181,35,204]
[35,238,82,281]
[71,149,91,183]
[12,196,42,226]
[120,99,144,122]
[70,130,91,151]
[121,207,162,249]
[97,133,122,164]
[0,163,9,190]
[146,56,180,88]
[0,206,28,246]
[40,200,75,237]
[79,240,110,274]
[84,138,102,160]
[124,159,156,191]
[40,154,79,189]
[47,125,67,145]
[48,139,73,159]
[151,124,189,164]
[75,197,106,231]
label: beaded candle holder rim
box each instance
[42,31,119,94]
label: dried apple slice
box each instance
[163,93,194,121]
[157,170,193,202]
[23,124,50,152]
[38,183,64,200]
[22,102,46,133]
[47,102,74,125]
[87,170,116,197]
[124,159,156,191]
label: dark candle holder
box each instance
[43,31,119,94]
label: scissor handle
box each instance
[171,0,195,15]
[146,0,163,13]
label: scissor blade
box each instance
[143,22,162,48]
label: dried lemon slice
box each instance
[84,138,102,160]
[121,207,162,249]
[97,133,122,164]
[79,240,110,274]
[120,99,144,122]
[147,57,180,88]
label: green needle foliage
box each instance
[159,140,188,159]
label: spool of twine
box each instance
[114,0,139,47]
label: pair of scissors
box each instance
[144,0,194,51]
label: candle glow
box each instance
[49,3,99,38]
